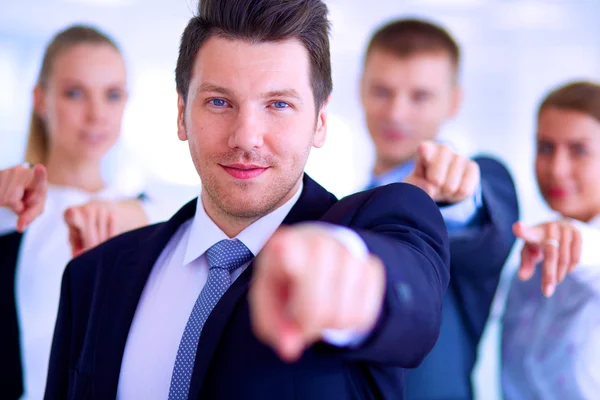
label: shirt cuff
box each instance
[439,184,483,229]
[319,224,374,348]
[0,207,18,236]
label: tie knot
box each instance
[206,239,253,273]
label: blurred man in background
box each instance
[360,18,519,400]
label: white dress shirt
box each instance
[0,183,173,400]
[117,184,369,399]
[502,214,600,400]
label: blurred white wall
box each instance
[1,1,599,398]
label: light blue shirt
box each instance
[501,215,600,400]
[367,160,484,231]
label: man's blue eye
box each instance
[272,101,289,109]
[209,99,228,107]
[107,91,123,101]
[65,89,83,99]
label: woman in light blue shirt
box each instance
[502,81,600,400]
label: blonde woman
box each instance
[0,25,174,399]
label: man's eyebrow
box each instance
[197,82,236,97]
[262,89,303,104]
[197,84,304,105]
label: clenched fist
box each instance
[249,224,385,362]
[64,199,148,257]
[0,163,48,232]
[513,220,582,297]
[64,200,119,257]
[404,141,480,204]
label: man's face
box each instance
[178,37,327,221]
[360,49,461,173]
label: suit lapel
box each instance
[281,175,339,226]
[188,175,338,398]
[91,199,198,398]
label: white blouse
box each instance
[502,215,600,400]
[0,184,180,400]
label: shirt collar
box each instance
[368,159,415,189]
[183,182,303,265]
[588,214,600,227]
[367,139,459,189]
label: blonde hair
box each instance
[25,25,120,164]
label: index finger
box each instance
[569,228,582,273]
[415,141,437,168]
[29,164,47,195]
[541,223,559,297]
[513,222,546,244]
[251,240,303,362]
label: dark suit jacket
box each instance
[404,157,519,400]
[0,231,25,400]
[0,193,149,400]
[44,175,450,400]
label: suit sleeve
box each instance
[318,183,450,367]
[0,207,18,236]
[438,184,483,229]
[44,264,73,400]
[447,156,519,344]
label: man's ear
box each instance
[177,94,187,141]
[359,71,368,110]
[448,85,462,118]
[313,94,331,148]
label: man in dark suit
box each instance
[44,2,451,399]
[359,19,519,399]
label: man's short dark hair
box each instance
[176,0,332,109]
[365,18,460,76]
